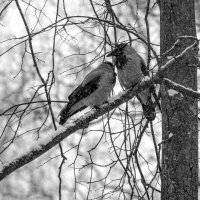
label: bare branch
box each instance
[0,38,199,182]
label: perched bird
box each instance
[107,43,156,121]
[59,61,116,125]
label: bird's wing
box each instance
[81,70,102,86]
[68,73,101,103]
[59,74,101,124]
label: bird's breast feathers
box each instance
[117,60,143,89]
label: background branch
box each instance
[0,38,199,181]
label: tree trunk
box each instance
[160,0,198,199]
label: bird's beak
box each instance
[107,49,117,57]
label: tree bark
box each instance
[160,0,198,199]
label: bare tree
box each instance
[0,0,199,200]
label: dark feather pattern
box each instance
[116,55,128,69]
[69,75,101,102]
[59,75,101,125]
[59,105,87,125]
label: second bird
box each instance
[107,43,156,121]
[59,61,116,125]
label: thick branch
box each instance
[160,78,200,99]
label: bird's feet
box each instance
[142,104,156,121]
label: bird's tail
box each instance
[137,86,156,121]
[59,102,87,125]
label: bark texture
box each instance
[160,0,198,199]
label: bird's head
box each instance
[107,43,128,57]
[104,61,114,68]
[102,61,115,72]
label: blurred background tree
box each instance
[0,0,199,199]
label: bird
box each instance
[59,61,116,125]
[107,43,157,121]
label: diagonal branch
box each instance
[0,80,150,182]
[0,39,199,182]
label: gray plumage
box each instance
[107,43,156,121]
[59,61,116,125]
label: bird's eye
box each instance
[117,43,126,51]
